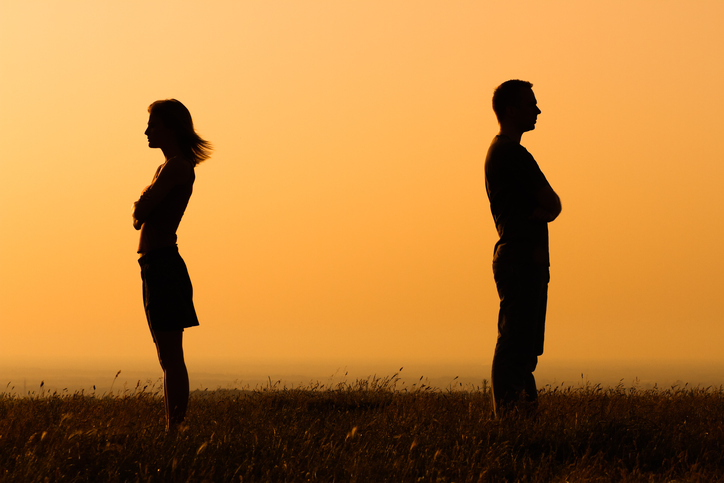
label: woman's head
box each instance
[147,99,212,165]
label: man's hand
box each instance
[530,207,558,222]
[532,185,562,222]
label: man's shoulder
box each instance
[486,136,528,170]
[488,135,527,156]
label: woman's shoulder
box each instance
[160,156,195,182]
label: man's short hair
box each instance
[492,80,533,122]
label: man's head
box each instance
[492,80,541,133]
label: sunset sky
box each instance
[2,1,723,388]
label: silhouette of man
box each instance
[484,80,561,417]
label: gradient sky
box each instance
[2,2,723,383]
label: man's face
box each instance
[512,88,541,132]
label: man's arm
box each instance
[531,184,562,222]
[132,160,191,229]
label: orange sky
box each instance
[1,2,724,385]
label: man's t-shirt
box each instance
[485,135,552,266]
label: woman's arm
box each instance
[132,159,191,229]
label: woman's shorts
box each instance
[139,246,199,335]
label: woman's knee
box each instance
[153,330,185,367]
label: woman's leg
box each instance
[152,329,189,430]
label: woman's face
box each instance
[144,113,176,150]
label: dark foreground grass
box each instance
[2,377,724,482]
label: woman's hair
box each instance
[148,99,213,166]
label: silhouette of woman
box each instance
[133,99,212,432]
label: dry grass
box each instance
[2,375,724,482]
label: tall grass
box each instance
[2,376,724,482]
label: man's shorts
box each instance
[139,246,199,336]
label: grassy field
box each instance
[2,375,724,482]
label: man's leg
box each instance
[491,264,548,417]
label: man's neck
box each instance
[498,126,523,144]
